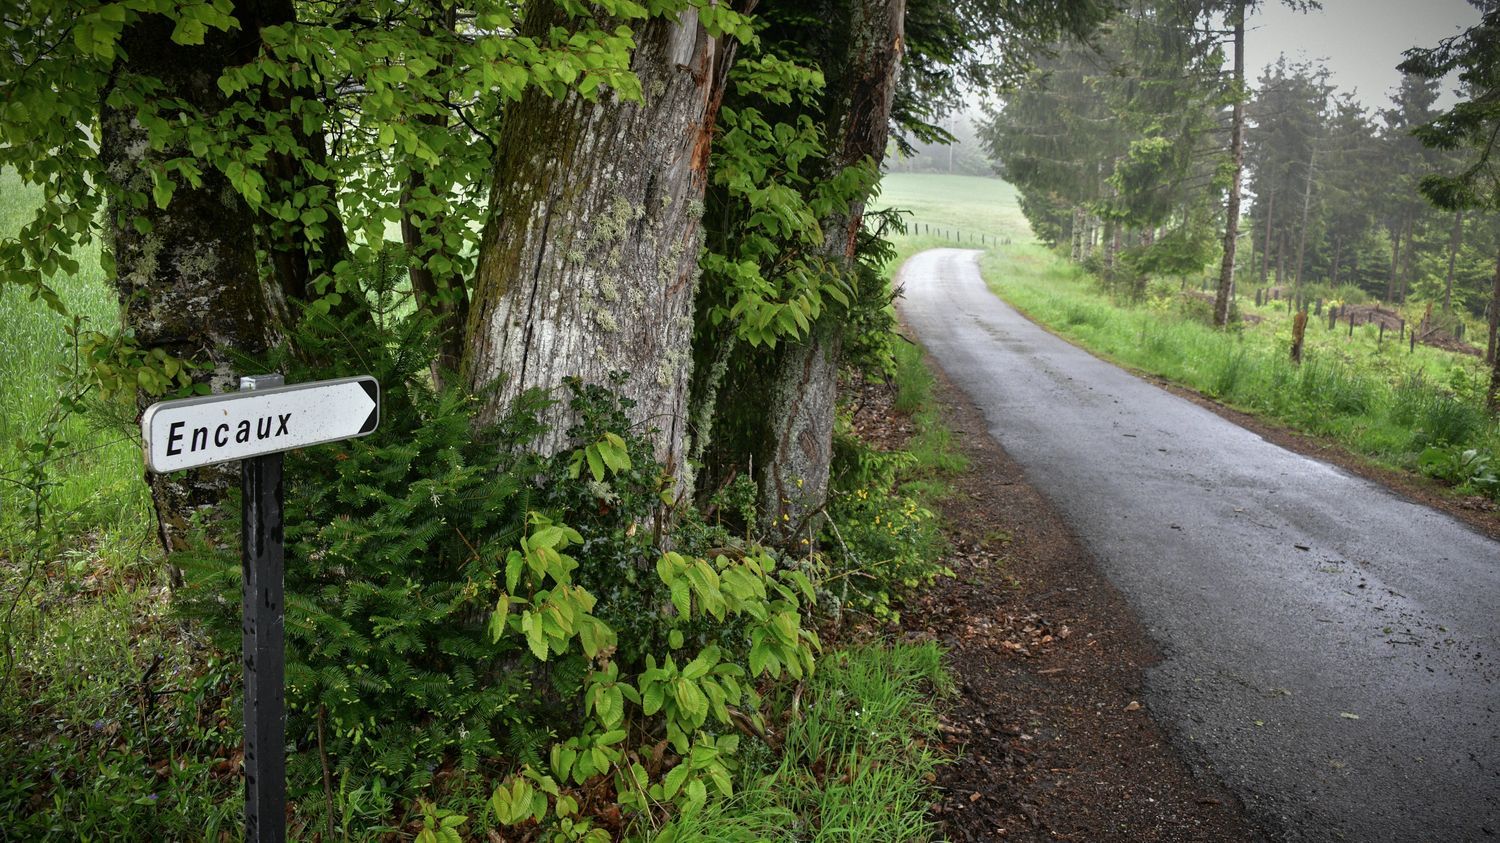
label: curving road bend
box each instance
[896,248,1499,842]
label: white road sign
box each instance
[142,375,379,473]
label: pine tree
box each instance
[1400,0,1500,407]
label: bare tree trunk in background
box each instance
[259,128,350,309]
[1386,220,1402,303]
[255,0,350,308]
[758,0,904,541]
[1330,234,1342,289]
[100,8,281,556]
[1400,216,1415,303]
[1443,208,1464,314]
[401,166,470,383]
[1277,231,1286,290]
[1260,189,1274,286]
[465,6,725,481]
[1292,145,1315,299]
[1213,0,1246,328]
[1105,217,1119,272]
[401,5,471,384]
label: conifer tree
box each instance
[1401,0,1500,407]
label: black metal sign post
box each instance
[240,373,286,843]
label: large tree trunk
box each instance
[757,0,904,541]
[1212,0,1246,328]
[1443,208,1464,314]
[100,8,281,555]
[464,6,721,479]
[759,320,843,541]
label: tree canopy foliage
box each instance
[0,0,1124,835]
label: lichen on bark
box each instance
[464,5,726,485]
[100,10,281,556]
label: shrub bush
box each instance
[174,309,824,836]
[825,434,947,622]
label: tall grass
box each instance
[0,170,149,540]
[1,172,170,840]
[973,244,1500,472]
[889,340,967,503]
[647,643,948,843]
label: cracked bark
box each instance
[100,8,281,556]
[757,0,905,542]
[464,5,724,483]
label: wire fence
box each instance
[899,221,1013,247]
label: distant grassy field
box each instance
[874,173,1031,244]
[0,170,148,543]
[875,172,1499,492]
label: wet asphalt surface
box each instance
[896,249,1499,842]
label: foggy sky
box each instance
[1244,0,1481,110]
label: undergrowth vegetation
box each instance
[645,643,947,843]
[1,184,965,839]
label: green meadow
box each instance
[0,170,149,542]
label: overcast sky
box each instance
[1244,0,1481,111]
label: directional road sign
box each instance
[141,375,379,474]
[140,373,378,843]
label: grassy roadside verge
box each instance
[977,245,1500,496]
[649,643,948,843]
[873,172,1499,502]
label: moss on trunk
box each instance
[465,6,722,484]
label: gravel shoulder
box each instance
[858,369,1260,842]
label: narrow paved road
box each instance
[897,249,1499,842]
